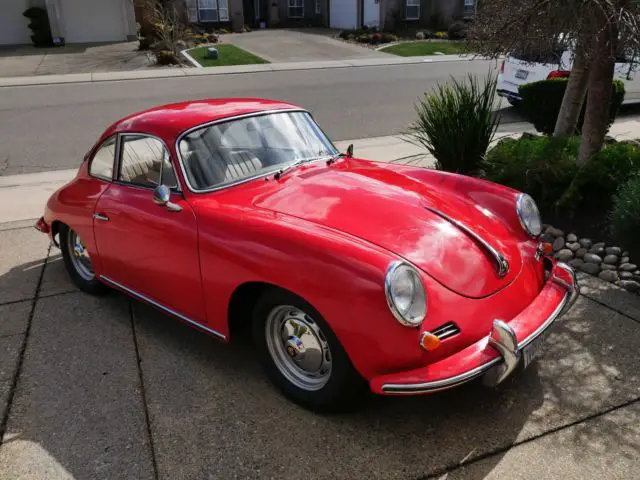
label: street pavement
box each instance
[0,61,503,176]
[0,219,638,479]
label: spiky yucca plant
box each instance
[405,73,500,175]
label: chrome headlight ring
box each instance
[384,261,427,327]
[516,193,542,238]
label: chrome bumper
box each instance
[380,262,579,394]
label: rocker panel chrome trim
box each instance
[100,275,226,340]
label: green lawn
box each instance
[380,41,468,57]
[188,44,268,67]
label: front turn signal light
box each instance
[420,332,441,351]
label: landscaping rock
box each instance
[568,259,584,269]
[604,135,617,144]
[521,132,539,141]
[619,263,637,272]
[619,271,634,280]
[623,251,629,257]
[589,246,605,255]
[601,264,617,271]
[592,242,606,250]
[576,248,587,258]
[605,246,622,256]
[579,238,592,249]
[555,249,574,262]
[584,253,603,264]
[552,237,565,252]
[546,227,564,238]
[620,256,630,264]
[566,242,581,252]
[603,254,619,265]
[619,280,640,293]
[566,233,578,243]
[580,263,601,275]
[599,270,618,283]
[540,233,554,244]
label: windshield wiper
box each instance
[273,158,307,180]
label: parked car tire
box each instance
[59,224,107,294]
[252,288,367,412]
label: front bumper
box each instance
[370,262,579,395]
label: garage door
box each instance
[0,0,31,45]
[60,0,126,43]
[330,0,357,30]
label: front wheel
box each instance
[252,289,366,412]
[59,224,107,294]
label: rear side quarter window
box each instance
[89,136,117,181]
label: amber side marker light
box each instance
[420,332,442,351]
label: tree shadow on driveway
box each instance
[1,247,639,479]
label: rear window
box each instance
[511,48,563,64]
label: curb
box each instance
[180,48,203,68]
[0,55,492,88]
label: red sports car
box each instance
[36,98,578,411]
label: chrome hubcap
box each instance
[67,229,94,281]
[265,305,332,391]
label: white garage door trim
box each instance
[330,0,358,30]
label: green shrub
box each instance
[447,21,468,40]
[381,32,398,43]
[405,73,500,175]
[519,79,625,135]
[610,173,640,259]
[484,135,640,211]
[484,136,579,208]
[357,34,371,43]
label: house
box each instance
[0,0,137,45]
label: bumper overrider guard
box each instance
[375,262,579,395]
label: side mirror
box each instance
[346,144,354,157]
[153,185,182,212]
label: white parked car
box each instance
[497,48,640,105]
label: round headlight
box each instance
[385,262,427,327]
[517,193,542,237]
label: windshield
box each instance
[178,111,338,191]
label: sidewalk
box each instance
[0,54,486,88]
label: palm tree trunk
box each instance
[553,49,589,137]
[577,35,616,167]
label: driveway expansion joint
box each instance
[417,395,640,480]
[129,302,159,480]
[581,291,640,325]
[0,243,50,445]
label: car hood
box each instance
[254,161,522,298]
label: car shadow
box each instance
[1,249,638,479]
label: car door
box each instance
[93,133,206,323]
[614,49,640,101]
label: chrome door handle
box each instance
[93,213,109,221]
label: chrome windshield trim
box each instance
[100,275,226,340]
[424,206,510,278]
[174,108,338,194]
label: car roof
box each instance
[102,98,304,141]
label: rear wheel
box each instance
[59,224,107,294]
[252,288,366,412]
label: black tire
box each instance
[59,224,107,295]
[252,288,367,412]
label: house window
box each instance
[315,0,321,14]
[406,0,420,20]
[198,0,229,22]
[464,0,475,5]
[289,0,304,18]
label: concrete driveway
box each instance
[222,28,392,63]
[0,220,639,479]
[0,42,154,77]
